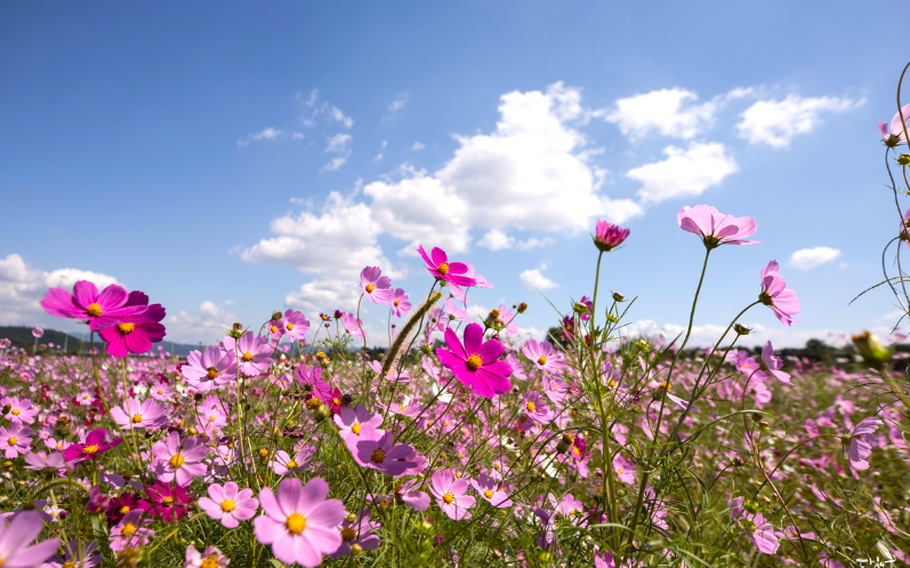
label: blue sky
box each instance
[1,2,908,348]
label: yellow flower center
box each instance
[341,526,357,541]
[484,489,494,499]
[371,449,386,463]
[443,492,455,504]
[157,389,164,394]
[286,513,307,534]
[63,562,75,568]
[221,499,236,512]
[82,445,98,455]
[121,523,136,537]
[526,401,536,413]
[394,300,400,306]
[11,409,20,416]
[287,323,295,331]
[170,454,185,468]
[206,367,219,380]
[270,325,278,333]
[659,381,670,390]
[242,352,253,361]
[86,303,103,317]
[286,460,298,469]
[608,379,617,389]
[117,322,136,334]
[617,468,624,475]
[163,496,174,505]
[259,448,269,458]
[201,555,220,568]
[465,354,483,371]
[437,263,449,275]
[120,505,130,514]
[537,356,547,365]
[351,423,362,435]
[132,414,143,424]
[7,437,16,445]
[365,284,375,293]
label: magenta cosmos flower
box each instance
[0,511,60,568]
[63,428,122,464]
[730,497,779,554]
[417,245,477,287]
[758,260,801,327]
[360,266,393,304]
[755,341,791,384]
[678,205,760,249]
[197,482,259,528]
[429,469,475,520]
[254,477,346,568]
[436,323,513,398]
[342,424,419,477]
[40,280,147,329]
[880,103,910,147]
[182,345,238,391]
[521,339,566,374]
[0,424,33,458]
[96,304,167,358]
[593,221,630,252]
[223,332,274,376]
[389,288,411,318]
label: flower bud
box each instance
[612,292,624,302]
[852,331,893,371]
[271,311,283,321]
[517,302,528,314]
[897,153,910,166]
[230,322,244,339]
[734,323,751,336]
[592,221,631,252]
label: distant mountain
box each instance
[0,326,202,357]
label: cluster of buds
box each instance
[485,308,505,331]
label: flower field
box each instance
[2,90,910,568]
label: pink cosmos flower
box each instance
[63,428,121,464]
[343,424,419,477]
[184,545,231,568]
[139,482,194,522]
[436,323,513,399]
[270,447,315,476]
[341,312,364,338]
[96,304,167,358]
[360,266,394,305]
[1,397,38,424]
[593,221,630,252]
[759,260,801,327]
[678,205,760,249]
[109,510,155,552]
[755,341,791,384]
[31,327,43,339]
[613,453,636,484]
[389,288,411,318]
[295,361,331,397]
[333,405,383,435]
[429,469,475,520]
[283,309,311,342]
[444,298,469,322]
[151,431,208,487]
[417,245,477,287]
[848,416,881,478]
[45,539,102,568]
[182,345,238,391]
[471,473,513,508]
[223,332,274,376]
[24,451,66,472]
[392,479,430,511]
[254,477,346,567]
[523,390,554,424]
[0,511,60,567]
[40,280,147,328]
[329,509,380,557]
[110,397,166,430]
[730,497,780,554]
[521,339,565,374]
[879,103,910,147]
[197,482,259,528]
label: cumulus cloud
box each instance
[478,230,514,250]
[285,278,364,316]
[520,265,558,290]
[0,253,120,325]
[322,133,353,172]
[598,88,718,141]
[626,142,738,204]
[237,127,284,147]
[788,246,841,270]
[165,300,236,344]
[737,95,863,148]
[388,92,409,114]
[411,142,425,151]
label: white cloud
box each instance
[292,132,305,140]
[300,89,354,128]
[478,230,514,250]
[520,265,558,290]
[598,88,718,141]
[0,253,120,325]
[165,300,236,344]
[736,94,863,148]
[411,142,425,151]
[237,127,284,147]
[285,278,363,317]
[516,237,554,250]
[322,133,353,172]
[626,142,738,204]
[788,246,841,270]
[388,92,409,114]
[240,191,399,280]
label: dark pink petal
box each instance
[73,281,99,308]
[463,324,484,355]
[97,284,128,310]
[443,328,467,359]
[476,338,505,362]
[430,247,447,266]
